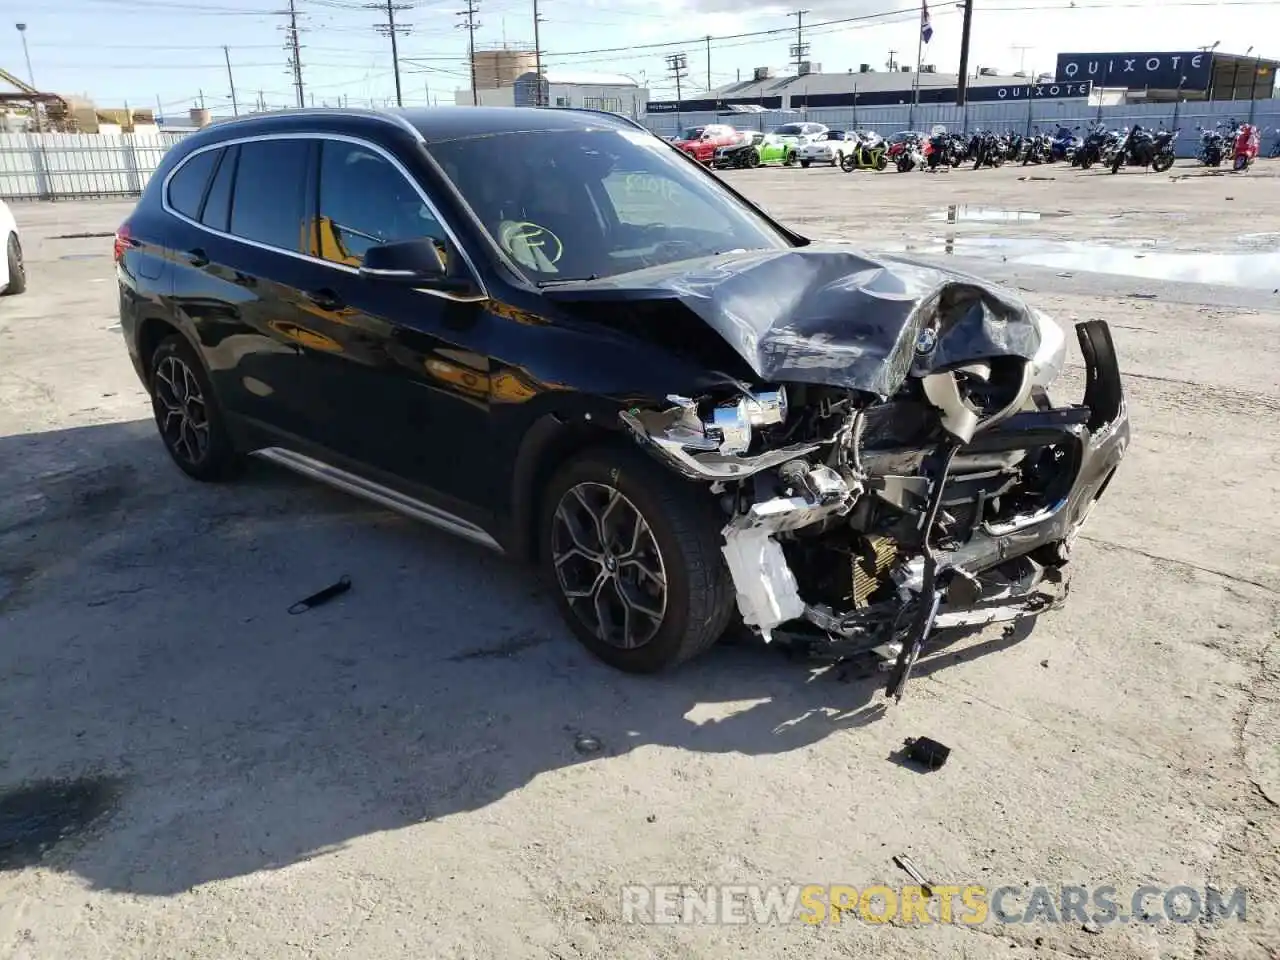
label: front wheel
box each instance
[3,233,25,295]
[799,158,810,168]
[1234,154,1250,171]
[1152,152,1174,173]
[540,445,734,673]
[839,153,857,172]
[783,151,796,167]
[1110,153,1124,174]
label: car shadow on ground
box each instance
[0,419,1034,896]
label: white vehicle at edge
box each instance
[797,129,856,167]
[0,198,26,296]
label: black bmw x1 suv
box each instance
[117,106,1128,698]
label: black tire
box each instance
[539,444,735,674]
[839,153,857,172]
[1152,153,1174,173]
[1110,154,1123,174]
[147,334,240,481]
[783,151,796,167]
[3,232,25,295]
[747,150,760,168]
[799,158,811,168]
[875,154,887,171]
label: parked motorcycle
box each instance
[1110,125,1178,174]
[892,133,927,172]
[971,130,1006,169]
[1232,122,1260,171]
[840,130,889,171]
[1021,129,1051,165]
[1196,121,1232,167]
[1050,125,1082,163]
[926,132,964,170]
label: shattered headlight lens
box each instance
[1030,309,1067,387]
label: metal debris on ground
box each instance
[891,854,934,896]
[574,735,603,755]
[288,575,352,615]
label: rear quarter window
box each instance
[166,149,219,220]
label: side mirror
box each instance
[359,238,473,293]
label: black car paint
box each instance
[118,107,789,554]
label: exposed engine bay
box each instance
[619,305,1129,701]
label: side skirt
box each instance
[251,446,505,554]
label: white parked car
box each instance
[797,129,857,167]
[0,198,25,295]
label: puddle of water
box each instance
[927,205,1068,223]
[892,236,1280,290]
[0,776,123,869]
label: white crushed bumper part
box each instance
[720,464,861,641]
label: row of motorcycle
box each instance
[884,121,1262,174]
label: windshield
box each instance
[679,127,705,141]
[427,128,792,284]
[771,124,805,136]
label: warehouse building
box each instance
[456,58,649,118]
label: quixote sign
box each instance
[972,80,1092,101]
[1054,51,1213,91]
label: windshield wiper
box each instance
[537,275,600,286]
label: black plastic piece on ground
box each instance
[288,575,352,615]
[904,736,952,770]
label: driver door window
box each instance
[313,140,447,267]
[600,170,732,233]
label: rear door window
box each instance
[313,139,446,267]
[200,145,237,232]
[167,149,218,220]
[228,138,311,253]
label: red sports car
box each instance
[673,123,743,164]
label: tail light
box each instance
[113,223,133,264]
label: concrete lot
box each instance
[0,160,1277,960]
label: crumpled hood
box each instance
[542,244,1042,397]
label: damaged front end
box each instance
[620,303,1129,701]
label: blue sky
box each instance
[0,0,1270,115]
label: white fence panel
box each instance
[0,132,189,200]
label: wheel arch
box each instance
[134,315,205,387]
[506,411,638,563]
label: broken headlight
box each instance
[1030,309,1067,387]
[705,387,788,455]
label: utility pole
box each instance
[532,0,546,106]
[886,49,898,71]
[705,35,712,90]
[223,46,239,116]
[956,0,974,105]
[789,10,809,73]
[284,0,305,108]
[665,52,688,133]
[199,89,206,109]
[372,0,412,107]
[456,0,480,105]
[15,23,34,86]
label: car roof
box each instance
[174,105,642,148]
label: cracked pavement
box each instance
[0,161,1277,959]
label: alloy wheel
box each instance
[550,481,668,649]
[152,354,211,465]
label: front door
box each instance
[287,136,493,513]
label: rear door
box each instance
[168,136,322,441]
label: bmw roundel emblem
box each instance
[915,328,938,354]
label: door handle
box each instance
[183,248,209,268]
[304,288,344,311]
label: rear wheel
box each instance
[747,150,760,168]
[783,151,796,167]
[148,334,240,481]
[1152,152,1174,173]
[539,445,734,673]
[799,158,810,168]
[3,233,25,295]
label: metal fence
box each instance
[2,99,1278,200]
[643,98,1280,160]
[0,132,188,201]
